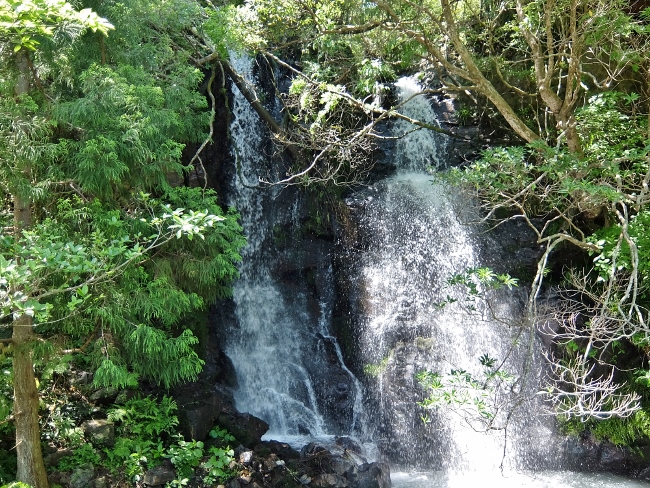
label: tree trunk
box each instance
[13,315,48,488]
[13,49,50,488]
[440,0,542,145]
[222,60,301,160]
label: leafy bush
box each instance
[104,437,166,482]
[203,445,235,485]
[107,396,178,438]
[56,444,100,471]
[167,437,204,479]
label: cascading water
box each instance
[218,58,647,486]
[345,76,546,470]
[341,77,648,487]
[220,52,362,442]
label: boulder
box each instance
[143,465,176,486]
[312,473,347,487]
[95,476,110,488]
[637,466,650,481]
[176,392,224,441]
[43,448,73,467]
[301,443,330,458]
[353,463,390,488]
[217,410,269,448]
[70,463,94,488]
[299,474,312,485]
[335,437,363,455]
[262,440,300,460]
[82,419,115,447]
[89,387,119,405]
[239,450,254,465]
[261,453,280,473]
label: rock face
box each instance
[226,439,390,488]
[172,379,270,447]
[218,408,270,448]
[175,391,224,441]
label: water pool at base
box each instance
[391,471,648,488]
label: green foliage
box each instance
[167,437,204,480]
[0,0,113,51]
[201,427,236,484]
[209,426,236,444]
[104,437,164,482]
[0,354,12,437]
[363,356,389,378]
[204,5,246,58]
[107,396,179,438]
[0,0,249,484]
[563,408,650,447]
[101,396,184,483]
[434,267,518,310]
[54,64,188,199]
[588,210,650,291]
[202,445,235,485]
[449,92,649,225]
[56,444,100,471]
[0,454,17,485]
[40,394,88,448]
[417,355,515,428]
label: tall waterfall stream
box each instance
[222,53,363,442]
[218,57,647,487]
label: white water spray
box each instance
[222,52,362,441]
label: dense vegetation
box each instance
[3,0,650,485]
[1,0,245,486]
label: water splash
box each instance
[346,76,557,471]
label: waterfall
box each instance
[218,59,647,486]
[221,52,362,442]
[343,76,561,472]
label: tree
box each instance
[0,1,245,486]
[449,91,650,427]
[210,0,648,181]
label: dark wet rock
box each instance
[175,391,224,441]
[114,388,139,405]
[143,465,176,486]
[301,443,330,458]
[312,473,348,487]
[261,453,281,473]
[218,407,269,448]
[299,474,312,485]
[262,440,300,460]
[335,437,363,455]
[599,443,629,472]
[352,463,390,488]
[637,466,650,481]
